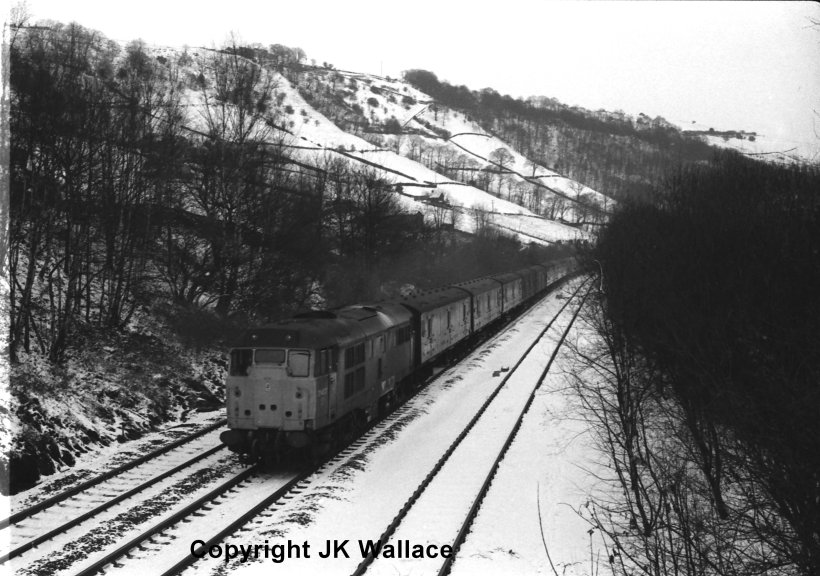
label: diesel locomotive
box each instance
[219,258,574,460]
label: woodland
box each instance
[575,153,820,576]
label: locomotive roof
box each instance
[340,302,411,322]
[399,286,470,313]
[336,303,412,337]
[235,303,411,350]
[236,317,360,349]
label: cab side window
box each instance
[315,348,335,376]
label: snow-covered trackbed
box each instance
[3,420,226,534]
[69,464,300,576]
[5,276,590,576]
[176,276,590,576]
[353,280,591,576]
[3,425,254,576]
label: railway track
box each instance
[3,418,227,530]
[49,401,435,575]
[170,276,589,576]
[350,278,592,576]
[5,275,582,576]
[69,464,301,576]
[1,421,237,571]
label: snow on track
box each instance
[361,284,586,576]
[450,298,609,576]
[86,469,299,576]
[4,429,226,561]
[184,279,586,576]
[5,281,607,576]
[7,450,249,576]
[10,410,226,515]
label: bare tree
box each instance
[188,42,278,315]
[471,203,494,238]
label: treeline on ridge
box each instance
[403,69,717,201]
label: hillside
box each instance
[679,125,820,165]
[171,46,600,245]
[282,64,613,229]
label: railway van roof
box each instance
[523,264,546,275]
[531,263,551,275]
[489,271,523,285]
[399,286,470,314]
[451,277,501,295]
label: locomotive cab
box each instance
[220,305,413,460]
[223,345,322,454]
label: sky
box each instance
[6,0,820,151]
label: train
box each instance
[219,258,575,460]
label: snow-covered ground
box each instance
[700,133,820,165]
[670,118,820,165]
[271,71,589,244]
[313,70,612,214]
[1,275,12,570]
[4,411,235,575]
[411,104,612,209]
[37,466,297,576]
[9,411,226,514]
[147,278,606,576]
[452,305,608,576]
[4,279,618,576]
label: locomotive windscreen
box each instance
[255,349,286,364]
